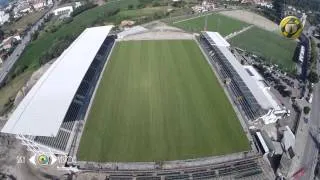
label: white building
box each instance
[0,11,9,25]
[281,126,295,151]
[75,1,82,8]
[298,46,305,64]
[53,6,73,16]
[32,0,46,10]
[47,0,53,5]
[259,2,273,9]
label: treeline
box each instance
[286,0,320,11]
[39,35,76,65]
[255,0,283,23]
[308,38,319,83]
[71,2,97,17]
[45,17,73,33]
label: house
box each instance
[53,6,73,16]
[0,36,20,50]
[74,2,82,8]
[32,0,46,10]
[0,11,9,25]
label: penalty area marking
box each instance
[172,13,214,24]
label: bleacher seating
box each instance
[34,130,70,151]
[79,157,263,180]
[34,35,116,153]
[199,35,267,121]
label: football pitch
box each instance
[229,27,297,71]
[78,40,250,162]
[173,13,250,36]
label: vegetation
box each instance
[31,30,39,41]
[173,13,250,36]
[308,38,319,84]
[286,0,320,11]
[272,0,283,22]
[303,106,311,115]
[308,71,319,83]
[310,38,317,70]
[12,0,143,75]
[229,27,297,72]
[78,40,250,162]
[71,2,97,17]
[38,35,75,65]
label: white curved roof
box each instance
[1,26,113,136]
[202,31,230,47]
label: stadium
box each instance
[0,25,278,179]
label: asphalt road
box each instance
[300,28,320,180]
[0,4,56,86]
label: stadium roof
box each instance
[256,132,269,153]
[244,65,281,111]
[218,46,273,110]
[202,31,230,47]
[1,25,113,137]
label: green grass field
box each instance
[229,27,297,71]
[78,40,250,162]
[173,13,250,36]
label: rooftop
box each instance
[1,25,113,136]
[202,31,230,47]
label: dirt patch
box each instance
[219,10,278,32]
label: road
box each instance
[299,26,320,180]
[0,3,56,86]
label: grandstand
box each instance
[199,31,287,124]
[1,26,115,154]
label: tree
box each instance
[272,0,283,22]
[0,29,4,42]
[303,106,311,115]
[31,31,39,41]
[308,71,319,83]
[127,4,134,10]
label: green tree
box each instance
[303,106,311,115]
[308,71,319,83]
[127,4,134,10]
[272,0,283,22]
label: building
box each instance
[74,1,82,8]
[53,6,73,16]
[199,31,287,124]
[0,10,9,25]
[32,0,46,10]
[1,26,115,154]
[281,126,295,151]
[298,45,305,64]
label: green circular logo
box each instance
[36,154,50,166]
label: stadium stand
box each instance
[87,158,264,180]
[199,32,267,121]
[33,35,116,153]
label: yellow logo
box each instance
[279,16,303,39]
